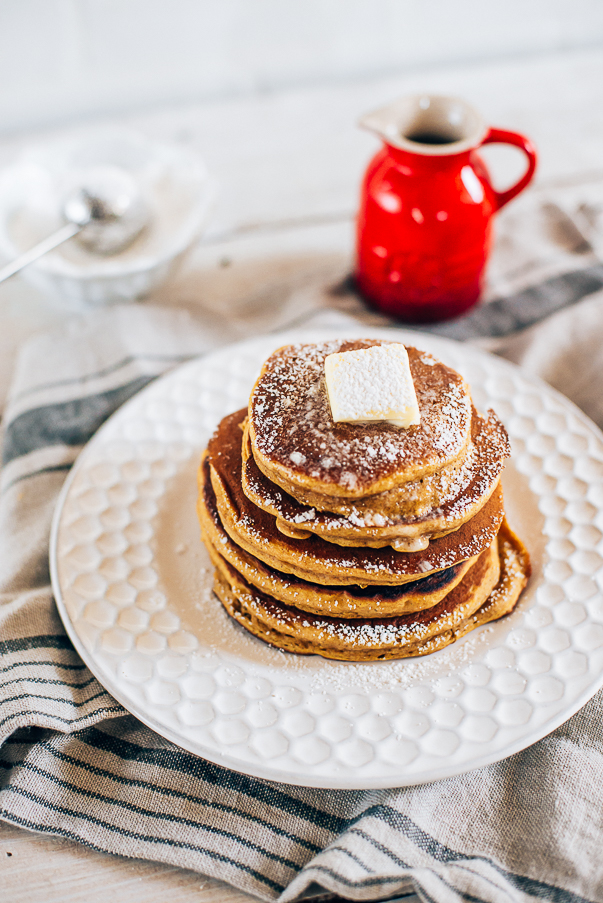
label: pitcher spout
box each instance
[359,94,488,156]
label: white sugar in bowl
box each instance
[0,130,215,310]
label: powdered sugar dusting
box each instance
[250,340,472,492]
[243,406,509,539]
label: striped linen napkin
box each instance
[2,293,603,903]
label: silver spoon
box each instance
[0,166,149,284]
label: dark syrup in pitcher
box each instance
[405,130,457,145]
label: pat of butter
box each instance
[324,343,420,427]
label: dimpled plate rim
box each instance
[50,326,603,789]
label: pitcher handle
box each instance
[480,127,538,211]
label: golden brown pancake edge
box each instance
[242,406,509,548]
[210,523,528,661]
[205,415,506,586]
[198,467,479,617]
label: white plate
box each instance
[50,327,603,788]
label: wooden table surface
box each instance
[2,45,603,903]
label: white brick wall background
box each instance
[1,0,603,134]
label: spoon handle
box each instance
[0,221,82,284]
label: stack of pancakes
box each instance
[197,339,531,661]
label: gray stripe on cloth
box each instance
[423,264,603,340]
[0,635,74,655]
[0,794,287,895]
[2,762,303,873]
[80,726,353,833]
[4,741,323,853]
[0,660,87,674]
[2,375,154,465]
[1,463,72,496]
[0,692,120,732]
[347,831,513,903]
[277,265,603,344]
[11,352,195,404]
[346,804,598,903]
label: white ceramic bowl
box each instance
[0,130,215,310]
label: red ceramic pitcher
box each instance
[355,95,537,322]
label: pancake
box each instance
[205,534,477,619]
[211,526,528,661]
[248,340,473,499]
[198,466,478,616]
[204,415,506,585]
[213,539,500,661]
[250,422,474,520]
[242,406,509,550]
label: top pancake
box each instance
[248,340,473,498]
